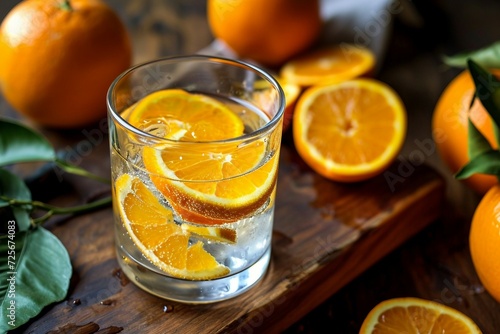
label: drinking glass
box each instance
[107,55,285,303]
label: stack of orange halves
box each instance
[277,44,407,183]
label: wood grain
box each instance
[18,139,445,334]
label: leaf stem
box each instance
[55,158,111,184]
[1,195,112,225]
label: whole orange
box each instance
[469,184,500,303]
[432,69,499,195]
[0,0,132,128]
[207,0,321,68]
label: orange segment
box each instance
[182,224,237,243]
[114,173,229,280]
[293,78,406,182]
[280,44,375,87]
[359,297,483,333]
[126,89,244,141]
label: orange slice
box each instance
[126,89,244,141]
[359,297,483,333]
[293,78,406,182]
[278,77,301,132]
[280,44,375,87]
[114,173,230,280]
[143,140,279,225]
[252,76,301,132]
[126,89,280,225]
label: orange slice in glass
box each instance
[126,89,279,225]
[293,78,406,182]
[359,297,482,333]
[280,44,375,87]
[142,140,278,225]
[114,173,230,280]
[126,89,244,141]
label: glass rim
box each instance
[106,54,286,145]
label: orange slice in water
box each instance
[293,78,406,182]
[126,89,280,225]
[127,89,244,141]
[359,297,483,333]
[280,44,375,87]
[114,173,230,280]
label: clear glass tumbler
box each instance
[107,55,285,303]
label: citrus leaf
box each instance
[0,227,71,332]
[455,149,500,180]
[0,169,31,231]
[467,118,493,160]
[444,41,500,68]
[0,119,56,166]
[467,59,500,130]
[468,59,500,147]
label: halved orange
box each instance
[359,297,482,333]
[280,44,375,87]
[126,89,280,225]
[114,173,230,280]
[293,78,406,182]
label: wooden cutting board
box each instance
[23,138,446,334]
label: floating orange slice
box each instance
[126,89,244,141]
[293,78,406,182]
[114,173,230,280]
[359,297,482,333]
[280,44,375,87]
[126,89,280,225]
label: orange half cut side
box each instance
[293,78,406,182]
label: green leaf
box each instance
[444,41,500,68]
[468,59,500,141]
[0,227,72,332]
[455,149,500,180]
[0,169,31,231]
[0,118,56,166]
[467,118,493,159]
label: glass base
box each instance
[116,244,271,304]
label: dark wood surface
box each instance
[1,0,500,333]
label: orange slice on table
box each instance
[126,89,280,225]
[359,297,483,333]
[277,76,301,132]
[114,173,231,280]
[293,78,406,182]
[280,44,375,87]
[252,76,301,132]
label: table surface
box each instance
[1,0,500,333]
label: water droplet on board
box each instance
[100,299,114,306]
[163,305,174,313]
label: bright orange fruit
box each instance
[359,297,482,333]
[432,69,500,195]
[0,0,132,128]
[114,173,230,280]
[469,184,500,303]
[280,44,376,87]
[293,78,406,182]
[207,0,321,67]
